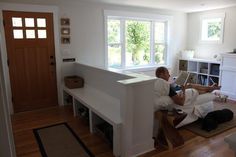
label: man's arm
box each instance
[169,86,185,106]
[171,94,185,106]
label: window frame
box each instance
[104,10,172,70]
[200,13,225,44]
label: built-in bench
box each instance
[62,62,156,157]
[64,84,121,157]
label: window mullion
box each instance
[104,17,108,68]
[120,19,126,69]
[164,22,168,65]
[150,21,155,65]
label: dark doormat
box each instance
[33,123,94,157]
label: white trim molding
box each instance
[103,10,173,70]
[199,12,225,44]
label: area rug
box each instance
[183,101,236,138]
[33,123,94,157]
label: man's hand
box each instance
[180,84,187,95]
[171,92,185,106]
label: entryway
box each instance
[3,11,58,113]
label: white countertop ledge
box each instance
[75,62,156,86]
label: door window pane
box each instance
[126,20,150,66]
[26,30,35,39]
[37,18,46,27]
[108,44,121,68]
[38,30,47,38]
[12,17,22,27]
[25,18,35,27]
[13,29,23,39]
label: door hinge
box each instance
[7,59,9,66]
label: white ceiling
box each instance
[85,0,236,12]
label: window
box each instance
[105,11,171,69]
[200,13,225,43]
[11,17,47,39]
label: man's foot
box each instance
[210,83,221,90]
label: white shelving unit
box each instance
[179,58,221,86]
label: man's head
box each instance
[155,66,170,81]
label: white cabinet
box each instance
[220,53,236,100]
[179,58,221,86]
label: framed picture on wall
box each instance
[61,18,70,26]
[61,37,70,44]
[61,28,70,35]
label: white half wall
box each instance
[187,6,236,59]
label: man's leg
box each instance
[187,83,221,94]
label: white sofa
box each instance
[154,78,216,128]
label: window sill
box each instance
[109,65,170,73]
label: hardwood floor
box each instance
[11,105,114,157]
[140,100,236,157]
[12,101,236,157]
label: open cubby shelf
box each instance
[63,86,121,157]
[179,58,221,86]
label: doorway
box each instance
[3,11,58,113]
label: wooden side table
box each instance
[154,109,186,149]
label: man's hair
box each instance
[155,66,168,77]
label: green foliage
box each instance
[107,19,166,67]
[108,20,120,43]
[208,22,221,38]
[155,44,165,64]
[126,21,150,65]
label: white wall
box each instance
[0,0,187,76]
[0,33,16,157]
[187,6,236,59]
[62,1,187,76]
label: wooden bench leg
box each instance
[154,111,184,149]
[161,115,184,149]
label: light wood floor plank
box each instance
[12,101,236,157]
[12,106,114,157]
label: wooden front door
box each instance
[3,11,58,113]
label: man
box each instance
[153,66,220,148]
[155,66,220,106]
